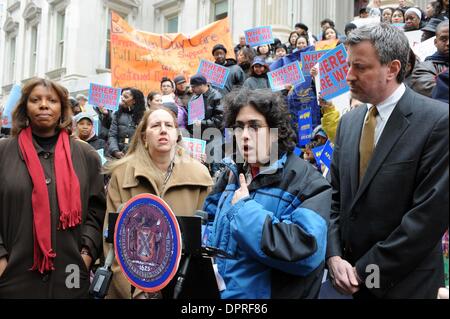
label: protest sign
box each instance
[315,39,339,51]
[197,60,230,89]
[405,30,423,54]
[88,83,121,111]
[268,61,305,92]
[410,35,436,61]
[188,95,205,125]
[294,147,302,157]
[96,149,107,166]
[111,12,233,94]
[312,145,325,165]
[319,140,334,170]
[301,50,329,75]
[351,17,381,28]
[318,44,350,101]
[244,26,274,47]
[183,137,206,161]
[298,108,313,146]
[1,84,22,129]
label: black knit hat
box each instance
[212,44,227,55]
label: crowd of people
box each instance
[0,0,448,300]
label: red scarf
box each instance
[18,127,82,273]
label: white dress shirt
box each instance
[364,84,406,146]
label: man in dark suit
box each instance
[327,23,449,299]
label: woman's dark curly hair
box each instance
[119,87,146,126]
[223,88,297,157]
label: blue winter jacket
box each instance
[203,153,331,299]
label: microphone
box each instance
[173,211,208,299]
[89,205,123,299]
[172,254,191,299]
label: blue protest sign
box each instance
[301,50,329,75]
[197,60,230,90]
[312,145,325,165]
[88,83,121,112]
[2,84,22,129]
[188,95,205,125]
[294,147,302,157]
[319,140,334,170]
[318,44,350,101]
[298,108,313,146]
[244,26,274,47]
[268,61,305,92]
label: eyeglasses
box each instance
[231,122,269,135]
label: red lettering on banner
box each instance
[329,56,339,69]
[321,75,333,89]
[336,50,347,65]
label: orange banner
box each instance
[111,12,234,95]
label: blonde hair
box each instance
[104,107,182,175]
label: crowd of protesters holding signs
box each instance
[0,0,448,300]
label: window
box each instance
[213,0,228,21]
[56,11,65,67]
[166,15,178,33]
[30,26,38,76]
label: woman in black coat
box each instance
[108,87,146,159]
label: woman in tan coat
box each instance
[103,107,213,299]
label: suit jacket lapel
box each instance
[349,105,368,198]
[350,90,413,210]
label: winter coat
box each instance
[0,135,106,298]
[216,59,245,96]
[108,109,138,155]
[103,148,213,298]
[203,154,331,299]
[87,135,106,151]
[243,75,270,90]
[410,53,449,97]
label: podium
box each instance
[161,216,220,299]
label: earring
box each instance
[144,140,148,149]
[25,118,29,127]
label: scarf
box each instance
[18,127,82,273]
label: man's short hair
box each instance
[320,18,335,27]
[295,22,309,32]
[436,20,449,35]
[346,23,410,83]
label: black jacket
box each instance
[87,135,106,151]
[108,109,137,155]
